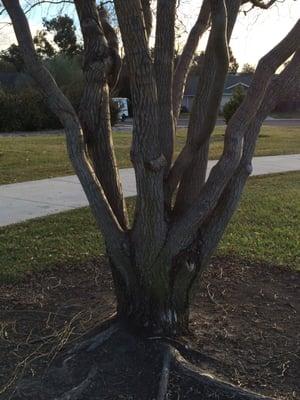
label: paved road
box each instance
[1,154,299,227]
[0,118,299,136]
[114,118,300,131]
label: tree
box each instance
[2,0,300,398]
[0,43,24,71]
[33,30,56,58]
[42,14,82,56]
[228,46,239,74]
[241,62,256,75]
[223,85,246,123]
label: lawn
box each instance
[0,125,299,184]
[0,172,299,283]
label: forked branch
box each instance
[166,19,300,255]
[74,0,128,229]
[199,48,300,267]
[166,0,232,208]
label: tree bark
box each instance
[172,0,210,122]
[154,0,177,170]
[75,0,128,229]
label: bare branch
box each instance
[2,0,130,268]
[141,0,152,40]
[74,0,128,229]
[154,0,177,170]
[165,19,300,256]
[171,0,241,214]
[166,0,238,210]
[198,48,300,267]
[172,0,211,122]
[245,0,278,9]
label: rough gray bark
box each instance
[154,0,177,169]
[167,0,241,212]
[74,0,128,229]
[3,0,300,338]
[141,0,152,40]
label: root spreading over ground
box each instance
[0,257,299,399]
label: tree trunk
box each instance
[111,257,191,336]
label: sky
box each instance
[0,0,299,69]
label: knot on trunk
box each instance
[145,154,167,172]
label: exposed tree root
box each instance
[68,321,119,354]
[171,349,275,400]
[157,345,173,400]
[56,366,98,400]
[10,325,277,400]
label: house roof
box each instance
[184,74,253,96]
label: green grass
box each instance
[0,172,299,283]
[0,126,299,184]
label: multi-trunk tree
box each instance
[2,0,300,398]
[3,0,299,334]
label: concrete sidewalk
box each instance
[1,154,299,227]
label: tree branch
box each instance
[154,0,177,170]
[245,0,278,9]
[165,19,300,256]
[2,0,132,278]
[172,0,211,122]
[74,0,128,229]
[141,0,152,40]
[198,48,300,267]
[171,0,241,215]
[166,0,239,211]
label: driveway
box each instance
[1,154,299,227]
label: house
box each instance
[182,74,253,112]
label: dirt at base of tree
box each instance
[0,257,299,399]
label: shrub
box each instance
[0,59,119,132]
[223,86,246,124]
[0,87,60,132]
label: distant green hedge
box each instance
[0,87,60,132]
[0,86,119,132]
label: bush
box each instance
[223,86,246,124]
[0,56,119,132]
[45,54,83,88]
[0,87,60,132]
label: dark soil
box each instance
[0,257,299,399]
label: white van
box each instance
[112,98,129,121]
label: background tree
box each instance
[1,0,300,398]
[33,30,56,58]
[223,85,246,123]
[241,62,256,74]
[0,43,24,71]
[228,46,239,74]
[42,14,82,56]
